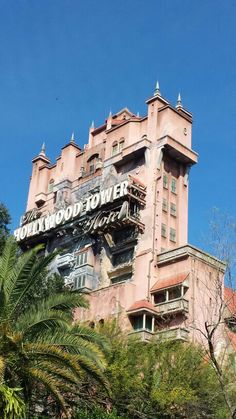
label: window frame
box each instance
[170,202,177,217]
[161,223,167,238]
[112,142,118,156]
[162,198,168,212]
[171,178,177,194]
[170,227,176,242]
[76,251,88,267]
[74,274,86,289]
[163,173,168,189]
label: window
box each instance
[112,142,118,156]
[76,252,88,266]
[53,191,57,204]
[170,202,177,217]
[163,174,168,189]
[162,198,168,212]
[74,274,86,289]
[89,164,95,174]
[133,316,143,330]
[161,223,167,238]
[170,228,176,242]
[132,315,152,332]
[87,154,99,174]
[145,316,152,331]
[169,286,181,300]
[171,178,177,194]
[154,291,166,304]
[119,139,125,152]
[113,227,135,244]
[111,272,132,284]
[113,248,134,266]
[154,286,182,305]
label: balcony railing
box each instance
[128,329,154,342]
[156,327,189,341]
[155,298,189,315]
[57,253,74,269]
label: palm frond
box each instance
[27,367,68,414]
[36,291,89,312]
[71,323,110,353]
[30,330,107,368]
[6,250,57,319]
[15,308,71,337]
[35,360,79,387]
[0,237,18,307]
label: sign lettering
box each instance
[14,181,128,242]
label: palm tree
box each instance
[0,237,109,417]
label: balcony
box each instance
[156,327,189,341]
[128,329,154,342]
[155,298,189,316]
[57,253,74,269]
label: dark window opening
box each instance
[113,248,134,266]
[113,227,136,245]
[154,291,166,304]
[169,286,181,300]
[145,316,152,331]
[111,272,132,284]
[53,191,57,204]
[133,316,143,331]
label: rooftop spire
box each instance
[90,120,94,129]
[39,142,46,156]
[154,80,161,96]
[176,93,183,110]
[70,132,75,143]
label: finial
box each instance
[91,120,94,129]
[176,93,183,109]
[154,81,161,96]
[70,132,75,143]
[108,110,112,118]
[40,142,46,156]
[137,111,140,117]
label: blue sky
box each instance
[0,0,235,250]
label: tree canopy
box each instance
[0,203,11,255]
[0,237,109,417]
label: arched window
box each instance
[87,153,99,174]
[112,141,118,156]
[119,138,125,152]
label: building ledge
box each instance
[155,298,189,316]
[104,137,151,168]
[157,244,226,271]
[108,263,133,280]
[157,135,198,165]
[156,327,189,341]
[128,329,153,341]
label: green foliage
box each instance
[75,406,122,419]
[0,384,26,419]
[0,203,11,255]
[75,321,230,419]
[0,237,109,417]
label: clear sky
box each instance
[0,0,235,250]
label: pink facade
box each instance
[14,86,228,346]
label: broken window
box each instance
[113,247,134,266]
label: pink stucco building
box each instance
[14,84,230,348]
